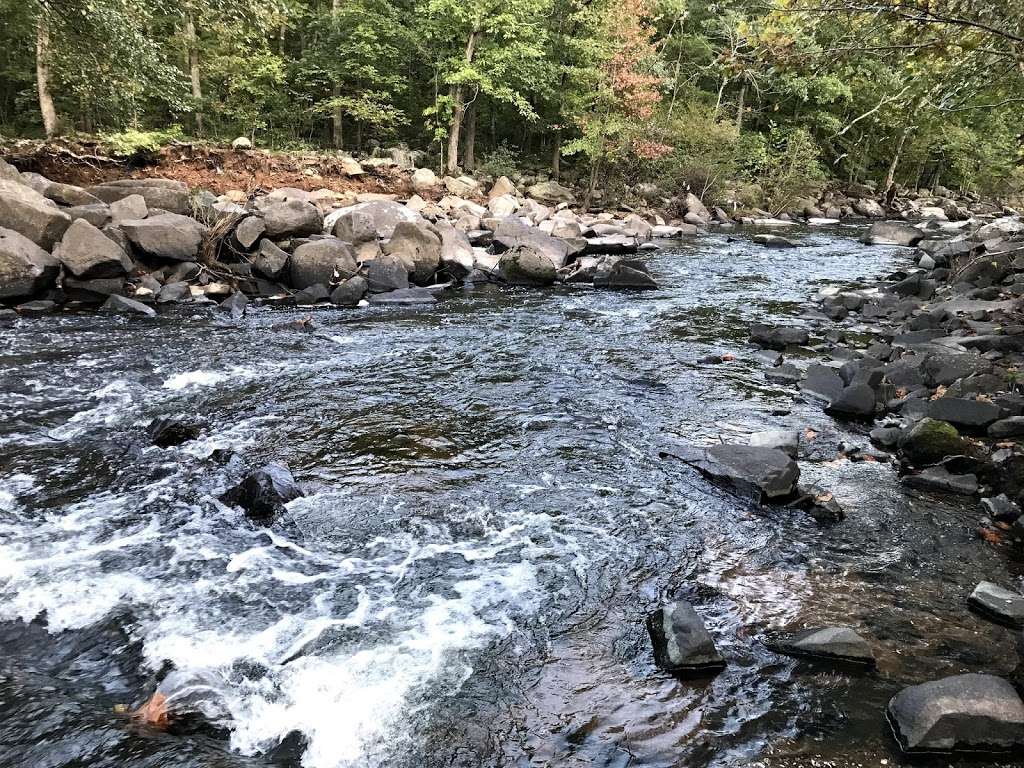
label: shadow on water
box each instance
[0,227,1021,767]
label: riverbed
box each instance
[0,227,1019,768]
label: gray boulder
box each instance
[88,179,190,215]
[646,601,725,674]
[330,275,367,306]
[367,287,437,305]
[593,258,658,290]
[898,418,966,466]
[434,220,474,278]
[0,226,59,299]
[158,281,190,303]
[253,240,289,280]
[888,674,1024,753]
[220,462,303,522]
[44,182,102,208]
[493,217,571,268]
[750,323,809,350]
[527,180,575,206]
[326,200,420,240]
[0,179,72,249]
[990,417,1024,438]
[901,467,978,496]
[120,213,206,261]
[54,218,133,279]
[748,430,800,458]
[863,221,924,246]
[498,246,557,286]
[234,216,266,250]
[101,294,156,317]
[926,397,1001,430]
[262,200,323,238]
[770,626,875,664]
[968,582,1024,628]
[66,204,111,228]
[366,255,410,293]
[826,383,877,419]
[753,234,799,247]
[290,239,357,289]
[671,443,799,500]
[109,194,148,224]
[384,221,441,284]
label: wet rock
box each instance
[990,417,1024,438]
[157,281,190,303]
[753,234,799,247]
[147,416,205,448]
[968,582,1024,628]
[100,294,156,317]
[367,287,437,305]
[671,443,799,500]
[800,364,845,402]
[219,292,248,318]
[926,397,1001,431]
[792,484,845,522]
[826,383,877,419]
[120,214,206,261]
[769,626,875,664]
[262,200,323,238]
[646,601,725,674]
[862,221,924,246]
[54,218,133,279]
[366,255,410,293]
[765,363,801,385]
[749,323,809,350]
[384,221,442,283]
[747,430,799,458]
[897,418,966,466]
[870,426,902,448]
[16,299,56,314]
[221,462,303,521]
[0,226,59,300]
[981,494,1021,522]
[592,258,658,290]
[901,466,978,496]
[498,246,557,287]
[887,674,1024,754]
[64,276,125,303]
[294,283,331,304]
[290,239,357,289]
[0,178,73,249]
[330,275,367,306]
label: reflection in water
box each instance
[0,228,1019,768]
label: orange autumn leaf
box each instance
[804,428,818,441]
[978,528,1002,544]
[132,691,170,728]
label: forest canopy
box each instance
[1,0,1022,202]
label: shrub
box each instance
[478,143,519,178]
[98,126,184,157]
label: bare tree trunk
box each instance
[735,80,746,133]
[36,10,58,139]
[184,11,203,136]
[445,26,481,175]
[463,97,477,171]
[884,128,909,199]
[331,0,343,149]
[551,128,561,179]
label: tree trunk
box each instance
[551,128,561,179]
[184,11,203,136]
[35,11,58,139]
[884,129,909,200]
[735,80,746,133]
[331,0,343,149]
[445,26,481,175]
[463,97,477,170]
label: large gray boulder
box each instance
[493,217,571,269]
[434,220,474,278]
[384,221,441,284]
[769,627,875,664]
[592,258,658,290]
[646,601,725,674]
[863,221,924,246]
[366,255,410,293]
[888,674,1024,753]
[331,208,378,243]
[54,218,133,279]
[0,226,59,299]
[120,213,207,261]
[262,200,323,238]
[684,193,711,223]
[253,239,289,280]
[750,323,809,350]
[290,238,357,289]
[527,180,575,206]
[670,443,800,500]
[498,246,557,286]
[44,182,102,208]
[897,418,966,466]
[88,179,190,215]
[0,179,72,250]
[325,200,421,240]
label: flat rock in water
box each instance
[753,234,799,247]
[887,674,1024,754]
[750,323,809,350]
[747,430,799,457]
[221,462,303,521]
[770,626,875,664]
[646,601,725,674]
[800,364,845,402]
[968,581,1024,628]
[101,294,156,317]
[826,383,877,419]
[367,287,436,305]
[901,466,977,496]
[670,443,799,500]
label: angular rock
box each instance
[927,397,1001,430]
[770,626,875,664]
[434,220,474,278]
[0,226,59,299]
[120,213,206,261]
[826,383,877,419]
[290,239,357,290]
[234,216,266,250]
[367,287,437,305]
[527,180,575,206]
[262,200,323,238]
[88,180,190,215]
[863,221,924,246]
[0,179,72,249]
[898,418,966,466]
[750,323,809,350]
[968,582,1024,628]
[65,204,111,228]
[157,281,191,303]
[253,239,290,281]
[671,443,799,500]
[101,294,156,317]
[748,430,799,458]
[326,200,421,240]
[219,292,248,318]
[753,234,799,247]
[54,218,133,279]
[330,275,367,306]
[498,246,557,287]
[384,221,441,284]
[220,462,303,521]
[901,467,978,496]
[147,416,204,448]
[109,194,148,224]
[989,417,1024,438]
[646,601,725,674]
[493,217,571,269]
[593,258,658,290]
[887,674,1024,754]
[366,255,410,293]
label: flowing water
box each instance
[1,228,1020,768]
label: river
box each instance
[0,227,1019,768]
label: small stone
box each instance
[968,581,1024,628]
[769,626,875,664]
[101,294,156,317]
[646,601,725,674]
[220,462,303,521]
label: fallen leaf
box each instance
[132,691,170,728]
[804,428,819,441]
[978,528,1002,544]
[721,353,736,362]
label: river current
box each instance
[0,227,1019,768]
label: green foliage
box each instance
[98,126,185,157]
[749,126,827,214]
[478,143,519,177]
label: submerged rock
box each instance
[887,674,1024,754]
[147,416,205,448]
[221,462,303,521]
[968,581,1024,628]
[769,626,875,665]
[669,443,800,500]
[862,221,924,247]
[367,287,436,305]
[901,466,978,496]
[101,294,156,317]
[646,601,725,674]
[749,323,809,350]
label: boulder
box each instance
[43,182,102,207]
[411,167,439,193]
[109,194,148,224]
[326,200,420,240]
[384,221,442,284]
[262,200,323,238]
[0,179,72,249]
[887,674,1024,753]
[800,364,845,402]
[434,220,474,278]
[253,240,289,280]
[968,582,1024,628]
[120,213,206,261]
[527,180,575,206]
[100,294,156,317]
[863,222,924,247]
[684,193,712,223]
[157,281,190,303]
[367,287,437,305]
[990,417,1024,438]
[592,258,658,290]
[493,217,571,269]
[88,179,190,215]
[897,418,965,466]
[366,255,410,293]
[671,443,799,500]
[749,323,809,350]
[646,601,725,674]
[147,416,204,448]
[231,136,253,151]
[234,216,266,250]
[66,204,111,228]
[498,246,557,286]
[488,194,520,218]
[330,275,368,306]
[220,462,303,521]
[489,176,517,199]
[753,234,799,247]
[769,627,875,664]
[219,291,248,318]
[290,239,357,289]
[901,467,978,496]
[852,198,885,218]
[54,218,133,279]
[0,226,59,299]
[826,384,877,420]
[926,397,1001,430]
[443,175,480,197]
